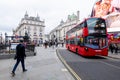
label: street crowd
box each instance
[43,40,64,49]
[109,43,120,54]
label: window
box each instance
[87,18,106,34]
[39,27,42,32]
[34,27,37,31]
[70,39,75,44]
[28,26,31,30]
[84,36,107,49]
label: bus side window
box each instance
[78,39,80,45]
[67,40,70,44]
[79,38,84,46]
[75,38,78,45]
[70,39,74,44]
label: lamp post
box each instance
[5,32,7,45]
[0,32,2,43]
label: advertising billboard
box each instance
[91,0,120,44]
[91,0,120,18]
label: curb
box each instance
[56,49,81,80]
[107,55,120,59]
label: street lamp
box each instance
[0,32,2,43]
[5,32,7,45]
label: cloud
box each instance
[0,24,13,32]
[0,0,97,35]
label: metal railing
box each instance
[0,44,35,53]
[0,44,6,53]
[26,44,35,52]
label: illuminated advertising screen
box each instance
[91,0,120,43]
[91,0,120,18]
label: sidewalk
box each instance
[108,51,120,59]
[0,46,120,80]
[0,46,75,80]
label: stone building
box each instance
[49,11,80,43]
[13,12,45,44]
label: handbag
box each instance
[14,54,17,60]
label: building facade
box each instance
[13,12,45,44]
[0,33,3,43]
[49,11,80,43]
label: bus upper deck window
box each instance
[101,23,105,27]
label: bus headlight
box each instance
[84,47,88,51]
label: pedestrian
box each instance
[52,41,55,49]
[44,40,48,48]
[109,43,114,53]
[55,42,58,47]
[61,40,64,47]
[11,40,27,77]
[114,43,118,54]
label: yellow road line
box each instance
[56,49,82,80]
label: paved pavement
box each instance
[108,51,120,59]
[0,46,75,80]
[0,46,120,80]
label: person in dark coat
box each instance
[11,40,27,76]
[114,43,118,54]
[109,43,114,53]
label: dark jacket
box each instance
[14,43,26,59]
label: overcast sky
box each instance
[0,0,96,36]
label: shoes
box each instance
[11,72,15,77]
[23,69,27,72]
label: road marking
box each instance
[61,68,68,72]
[56,49,82,80]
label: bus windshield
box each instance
[84,36,107,49]
[87,18,106,34]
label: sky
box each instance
[0,0,96,37]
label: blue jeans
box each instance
[12,58,26,73]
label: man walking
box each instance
[109,43,114,53]
[11,40,27,76]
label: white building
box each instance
[13,12,45,44]
[49,11,80,43]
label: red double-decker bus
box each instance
[66,17,108,56]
